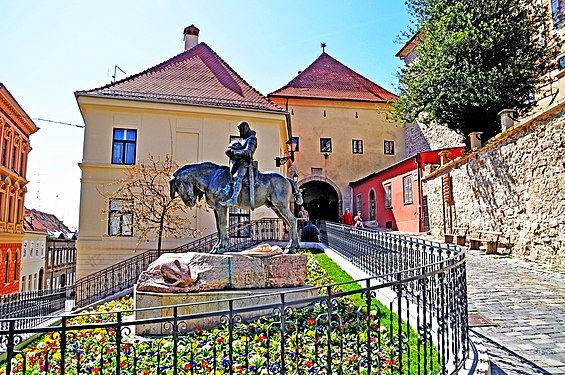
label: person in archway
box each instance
[298,205,309,221]
[341,208,353,226]
[354,211,364,228]
[297,205,309,236]
[220,121,257,207]
[301,221,320,242]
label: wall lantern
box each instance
[275,139,298,167]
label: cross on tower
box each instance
[321,42,327,53]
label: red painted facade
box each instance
[0,83,38,294]
[0,243,21,294]
[350,148,464,232]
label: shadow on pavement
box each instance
[471,329,552,375]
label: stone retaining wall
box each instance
[423,106,565,266]
[404,121,465,156]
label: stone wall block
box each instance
[423,108,565,266]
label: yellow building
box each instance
[535,1,565,109]
[75,26,290,279]
[268,53,405,222]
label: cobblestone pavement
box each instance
[466,249,565,374]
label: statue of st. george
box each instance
[170,120,303,253]
[220,121,257,207]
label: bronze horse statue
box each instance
[170,162,303,254]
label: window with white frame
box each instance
[384,140,395,155]
[320,138,332,153]
[355,194,362,214]
[112,129,137,165]
[403,175,413,204]
[352,140,363,154]
[384,184,392,209]
[108,198,133,236]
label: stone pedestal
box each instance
[134,247,315,335]
[134,286,319,334]
[136,251,308,293]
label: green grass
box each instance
[308,250,442,374]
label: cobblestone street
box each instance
[466,249,565,374]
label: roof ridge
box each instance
[77,43,283,112]
[201,43,283,111]
[268,52,397,102]
[269,52,326,94]
[78,43,205,94]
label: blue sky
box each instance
[0,0,410,229]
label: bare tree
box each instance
[107,154,202,255]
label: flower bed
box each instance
[2,253,440,374]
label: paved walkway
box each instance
[465,249,565,374]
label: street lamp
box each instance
[275,138,298,167]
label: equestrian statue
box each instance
[170,121,303,254]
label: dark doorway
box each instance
[38,268,44,291]
[369,190,376,221]
[299,180,339,223]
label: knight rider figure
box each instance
[220,121,257,207]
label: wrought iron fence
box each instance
[320,221,469,373]
[1,223,469,374]
[0,288,67,330]
[74,218,285,309]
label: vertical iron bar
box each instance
[60,316,67,375]
[172,306,179,375]
[115,312,122,375]
[325,286,332,375]
[280,293,287,375]
[5,320,15,375]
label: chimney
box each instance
[183,25,200,51]
[469,132,483,150]
[498,109,516,132]
[438,150,451,166]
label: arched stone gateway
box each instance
[297,177,341,223]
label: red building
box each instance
[0,83,39,294]
[350,148,464,232]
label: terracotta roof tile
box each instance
[24,208,71,235]
[269,52,397,103]
[79,43,283,112]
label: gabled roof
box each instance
[24,208,74,239]
[269,52,397,103]
[0,83,39,136]
[77,43,283,112]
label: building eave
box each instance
[75,92,288,117]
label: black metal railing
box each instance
[0,226,468,374]
[321,221,469,373]
[74,218,285,309]
[0,288,67,330]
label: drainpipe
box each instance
[416,154,423,232]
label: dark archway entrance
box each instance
[38,268,44,291]
[369,189,376,221]
[299,180,339,223]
